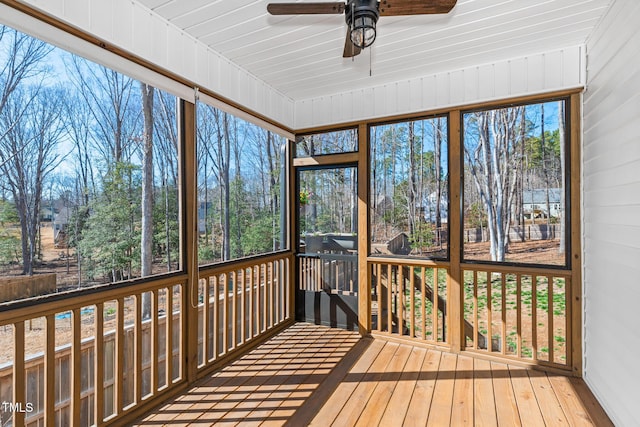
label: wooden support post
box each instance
[287,140,296,322]
[569,93,583,377]
[179,99,199,383]
[448,110,464,352]
[357,123,371,336]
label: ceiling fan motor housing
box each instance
[346,0,380,49]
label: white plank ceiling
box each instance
[135,0,612,100]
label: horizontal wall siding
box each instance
[295,46,584,129]
[7,0,295,128]
[583,0,640,426]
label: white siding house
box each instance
[583,0,640,425]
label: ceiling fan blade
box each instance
[342,28,362,58]
[267,2,346,15]
[378,0,457,16]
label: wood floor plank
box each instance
[490,362,522,427]
[354,343,413,427]
[239,331,355,426]
[528,369,569,425]
[329,342,400,427]
[378,346,428,427]
[426,351,458,426]
[285,337,376,427]
[508,365,545,427]
[135,324,612,427]
[547,375,598,427]
[450,354,475,426]
[259,334,358,426]
[568,377,615,427]
[307,339,386,427]
[473,358,497,427]
[402,349,442,427]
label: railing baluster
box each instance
[387,264,392,334]
[432,268,438,343]
[14,321,25,427]
[269,262,274,328]
[258,265,264,334]
[409,267,415,338]
[532,275,538,361]
[202,278,209,365]
[95,302,104,424]
[421,267,426,341]
[398,266,404,336]
[166,288,173,384]
[249,267,254,339]
[72,308,81,426]
[487,272,493,352]
[231,271,237,350]
[212,277,218,360]
[473,270,478,350]
[152,290,159,394]
[501,273,507,355]
[375,264,381,332]
[223,273,229,355]
[240,268,246,344]
[516,274,522,358]
[566,277,572,367]
[135,295,143,404]
[116,297,124,414]
[548,275,554,363]
[45,314,55,427]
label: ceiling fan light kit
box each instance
[267,0,457,57]
[346,0,379,49]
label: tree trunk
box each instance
[140,83,155,319]
[222,113,231,261]
[558,101,566,254]
[434,118,443,244]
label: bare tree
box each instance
[558,101,566,254]
[465,107,523,261]
[0,86,67,274]
[65,56,137,165]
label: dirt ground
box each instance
[464,239,566,265]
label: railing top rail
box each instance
[368,256,450,268]
[199,251,293,277]
[298,252,357,261]
[0,273,188,326]
[460,262,571,277]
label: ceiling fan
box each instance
[267,1,457,58]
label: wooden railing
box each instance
[0,251,293,426]
[369,259,449,345]
[461,264,572,370]
[0,274,186,427]
[197,252,292,370]
[298,253,357,295]
[0,311,180,427]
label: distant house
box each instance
[40,207,55,222]
[53,207,71,248]
[522,188,563,219]
[197,201,213,234]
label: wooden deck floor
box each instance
[135,323,612,426]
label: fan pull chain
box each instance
[369,47,372,76]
